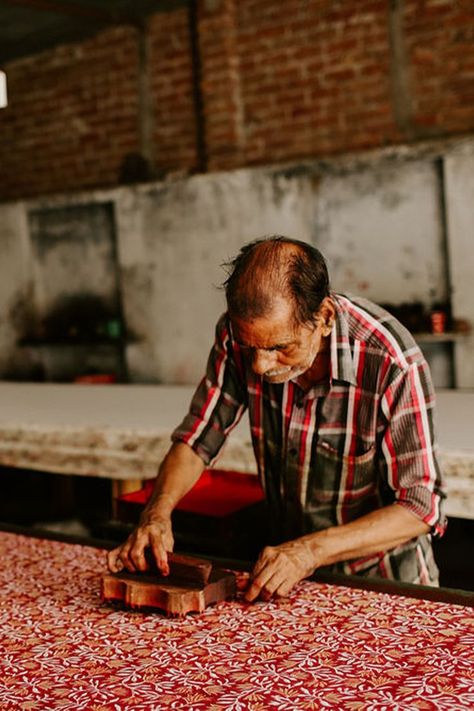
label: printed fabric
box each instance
[0,533,472,710]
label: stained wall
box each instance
[1,140,471,388]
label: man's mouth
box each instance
[265,367,292,378]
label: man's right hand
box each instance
[107,514,174,576]
[106,442,204,576]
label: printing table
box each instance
[0,383,473,518]
[0,527,473,710]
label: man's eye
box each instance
[237,343,290,353]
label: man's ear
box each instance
[315,297,336,336]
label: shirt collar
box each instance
[329,294,357,386]
[292,295,357,398]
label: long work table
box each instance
[0,525,472,710]
[0,382,472,519]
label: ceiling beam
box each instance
[0,0,122,22]
[0,0,187,23]
[0,0,189,64]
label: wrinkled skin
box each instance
[107,513,174,576]
[232,296,335,386]
[244,536,320,602]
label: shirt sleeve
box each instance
[379,358,447,537]
[171,313,248,466]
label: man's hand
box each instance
[106,442,205,576]
[243,505,432,602]
[107,514,174,576]
[244,536,320,602]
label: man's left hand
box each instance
[244,536,321,602]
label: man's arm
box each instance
[108,315,247,576]
[107,442,205,575]
[244,503,429,601]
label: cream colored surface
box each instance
[0,383,255,481]
[0,383,472,519]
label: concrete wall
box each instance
[314,159,447,304]
[0,140,472,388]
[0,202,36,379]
[445,143,474,389]
[116,168,315,383]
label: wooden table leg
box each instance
[111,479,142,519]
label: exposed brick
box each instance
[0,0,473,199]
[402,0,474,137]
[0,25,141,200]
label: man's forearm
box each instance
[244,503,431,601]
[107,442,205,574]
[307,503,430,568]
[142,441,205,521]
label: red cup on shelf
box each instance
[430,311,446,334]
[74,374,117,384]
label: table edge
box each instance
[2,522,473,608]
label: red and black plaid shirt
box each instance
[173,294,447,585]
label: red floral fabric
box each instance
[0,532,472,710]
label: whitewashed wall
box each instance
[314,160,447,305]
[0,142,472,387]
[445,143,474,389]
[0,202,36,379]
[115,169,315,383]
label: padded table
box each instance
[0,383,473,517]
[0,528,473,710]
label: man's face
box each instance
[231,297,329,384]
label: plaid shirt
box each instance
[173,293,447,585]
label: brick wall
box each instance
[235,0,400,165]
[1,0,473,200]
[148,9,198,173]
[403,0,474,134]
[0,26,140,200]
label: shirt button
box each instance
[289,448,298,457]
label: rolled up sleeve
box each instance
[171,314,248,466]
[379,360,447,537]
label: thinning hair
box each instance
[222,236,330,326]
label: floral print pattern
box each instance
[0,532,473,710]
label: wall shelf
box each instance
[18,338,129,347]
[414,332,470,344]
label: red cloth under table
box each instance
[0,532,473,710]
[119,469,265,517]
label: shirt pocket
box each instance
[306,440,377,510]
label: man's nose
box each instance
[252,349,275,375]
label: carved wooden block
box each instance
[101,554,236,616]
[144,551,213,587]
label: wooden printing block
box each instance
[101,553,236,616]
[143,551,213,587]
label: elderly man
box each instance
[108,236,446,600]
